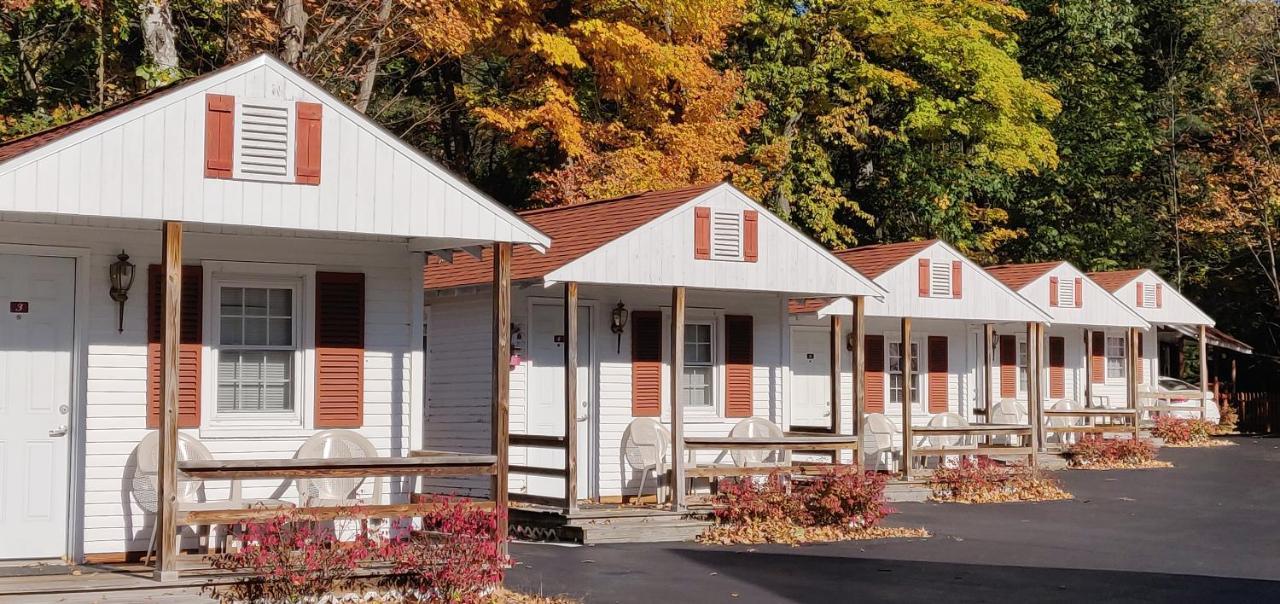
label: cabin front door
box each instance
[0,253,75,559]
[526,303,593,500]
[789,327,832,429]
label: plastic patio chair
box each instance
[1047,399,1086,446]
[623,418,670,504]
[917,412,977,467]
[861,413,901,472]
[728,417,788,468]
[293,429,384,507]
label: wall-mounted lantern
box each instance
[108,251,135,333]
[846,331,856,352]
[610,302,629,353]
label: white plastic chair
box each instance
[728,417,787,467]
[917,412,977,467]
[862,413,901,472]
[1047,399,1085,446]
[623,418,670,504]
[990,399,1028,424]
[294,430,383,507]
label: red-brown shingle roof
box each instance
[986,262,1064,292]
[1087,269,1146,293]
[787,298,836,314]
[831,240,936,279]
[425,182,721,289]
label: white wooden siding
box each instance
[1016,263,1149,329]
[1105,270,1214,327]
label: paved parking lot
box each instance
[507,436,1280,603]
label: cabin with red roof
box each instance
[422,182,883,507]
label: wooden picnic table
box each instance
[911,423,1032,437]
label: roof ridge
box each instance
[518,181,721,217]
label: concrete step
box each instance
[884,481,931,503]
[576,518,711,545]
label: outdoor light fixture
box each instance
[847,331,856,352]
[610,301,629,353]
[108,251,135,333]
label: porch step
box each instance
[1037,453,1069,471]
[884,479,931,503]
[575,517,712,545]
[510,504,712,545]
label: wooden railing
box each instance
[507,433,571,508]
[1230,391,1280,434]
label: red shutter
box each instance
[1090,331,1106,384]
[927,336,948,413]
[1074,278,1083,308]
[1049,336,1065,399]
[864,335,885,413]
[1155,284,1163,308]
[742,210,759,262]
[1137,332,1145,384]
[1049,276,1060,307]
[918,259,930,297]
[315,272,365,428]
[295,101,323,185]
[1136,282,1144,306]
[999,334,1017,398]
[146,265,202,429]
[724,315,753,417]
[951,261,962,298]
[630,311,662,416]
[204,94,234,179]
[693,207,711,259]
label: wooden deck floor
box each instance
[0,559,227,602]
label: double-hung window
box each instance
[216,284,299,416]
[682,322,715,409]
[1105,336,1127,379]
[1018,341,1029,394]
[888,341,920,407]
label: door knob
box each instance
[49,425,68,437]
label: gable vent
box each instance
[238,101,291,179]
[1140,282,1158,308]
[711,210,742,260]
[929,261,952,297]
[1056,277,1076,307]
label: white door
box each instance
[526,304,592,500]
[0,254,75,559]
[790,328,831,428]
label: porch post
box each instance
[982,323,994,418]
[1083,328,1093,407]
[154,220,182,582]
[1126,327,1138,414]
[670,287,687,511]
[1028,322,1043,453]
[851,297,865,467]
[829,314,842,436]
[900,316,913,478]
[563,282,579,512]
[1199,325,1210,419]
[491,243,512,548]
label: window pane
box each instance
[683,366,714,407]
[244,288,269,316]
[221,288,243,315]
[220,317,243,346]
[218,350,293,412]
[684,324,713,365]
[244,317,269,346]
[269,318,292,346]
[269,289,292,317]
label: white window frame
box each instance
[1105,335,1127,381]
[232,97,296,184]
[660,310,724,422]
[200,261,316,438]
[888,339,923,413]
[681,319,718,417]
[1017,340,1029,395]
[928,261,953,299]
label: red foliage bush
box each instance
[1153,416,1215,445]
[713,467,890,530]
[929,457,1069,502]
[1065,435,1157,466]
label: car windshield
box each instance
[1159,377,1196,391]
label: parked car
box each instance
[1156,376,1220,422]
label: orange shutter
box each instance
[315,272,365,428]
[918,259,930,297]
[630,311,663,416]
[724,315,753,417]
[1137,332,1145,384]
[1155,284,1163,308]
[742,210,758,262]
[864,335,885,412]
[1049,276,1059,307]
[1049,336,1065,399]
[999,335,1017,398]
[146,265,203,429]
[951,261,962,298]
[1091,331,1106,384]
[204,94,234,179]
[1074,278,1083,308]
[1136,282,1144,306]
[693,207,710,259]
[295,101,323,185]
[927,336,948,413]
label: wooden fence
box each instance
[1228,391,1280,434]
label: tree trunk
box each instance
[141,0,179,74]
[278,0,308,67]
[354,0,395,113]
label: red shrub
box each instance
[713,467,890,530]
[1153,416,1215,445]
[1065,435,1157,466]
[929,457,1069,502]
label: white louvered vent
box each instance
[1057,278,1076,307]
[929,262,952,298]
[1141,283,1157,308]
[236,99,292,181]
[711,210,742,260]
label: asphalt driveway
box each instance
[506,436,1280,603]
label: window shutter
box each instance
[927,336,948,413]
[295,101,323,185]
[1049,336,1065,399]
[742,210,758,262]
[693,207,711,260]
[1155,284,1163,308]
[1137,332,1145,384]
[1136,282,1144,306]
[146,265,202,428]
[918,259,930,297]
[1090,331,1105,384]
[315,272,365,428]
[951,261,962,298]
[999,334,1017,399]
[1049,276,1060,307]
[864,335,885,413]
[1074,278,1083,308]
[630,311,662,416]
[724,315,754,417]
[204,94,234,179]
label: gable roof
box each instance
[832,240,936,279]
[0,53,549,249]
[986,262,1065,291]
[426,182,718,289]
[1087,269,1146,293]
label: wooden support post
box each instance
[491,243,512,548]
[154,221,182,582]
[563,282,579,513]
[670,287,687,511]
[900,317,913,478]
[982,323,994,418]
[830,314,842,436]
[1126,328,1138,412]
[1028,322,1043,453]
[1083,328,1093,407]
[1199,325,1210,421]
[851,297,865,468]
